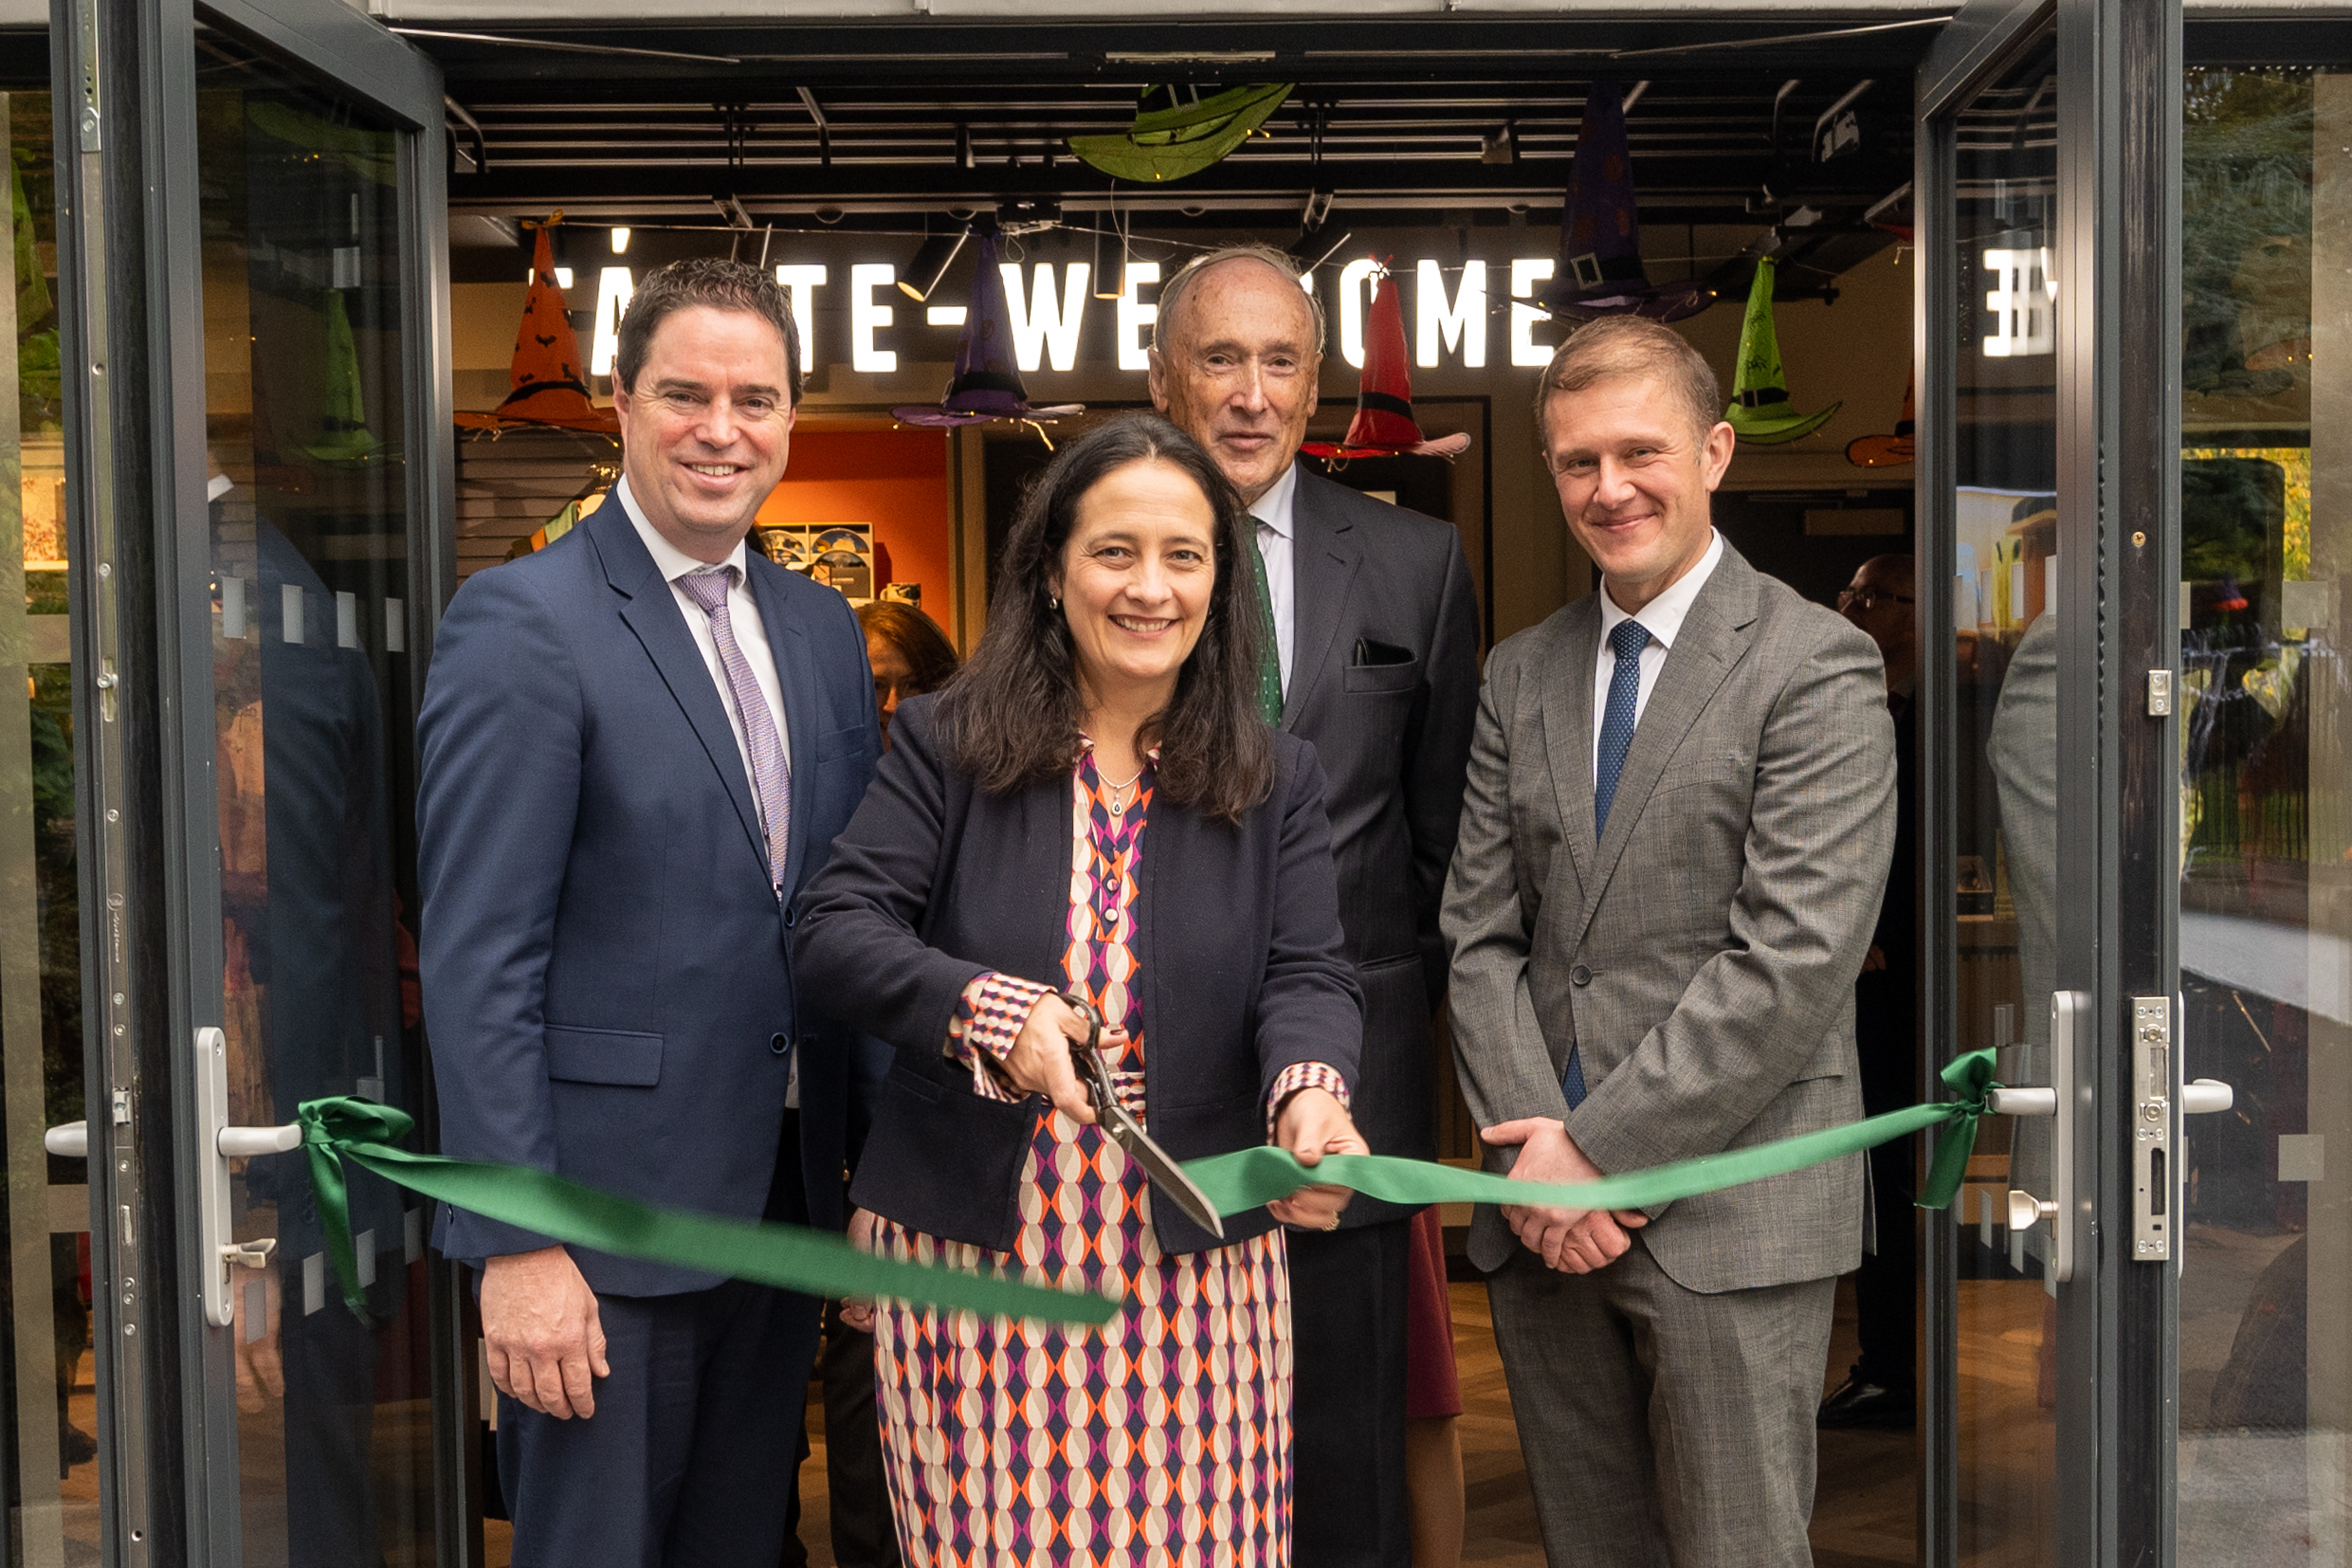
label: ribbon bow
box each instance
[296,1097,1119,1327]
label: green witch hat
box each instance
[303,289,384,464]
[1069,83,1291,183]
[1723,257,1839,446]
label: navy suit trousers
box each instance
[494,1129,820,1568]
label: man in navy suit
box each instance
[418,258,881,1566]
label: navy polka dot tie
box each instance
[1566,616,1650,1110]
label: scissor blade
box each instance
[1104,1109,1226,1240]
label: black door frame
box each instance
[49,0,454,1560]
[1914,0,2180,1562]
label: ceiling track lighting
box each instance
[900,226,971,302]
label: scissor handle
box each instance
[1053,992,1114,1107]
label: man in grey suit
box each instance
[1442,316,1895,1565]
[1151,245,1481,1568]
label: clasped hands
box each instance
[1482,1116,1647,1274]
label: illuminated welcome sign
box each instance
[583,257,1569,377]
[1980,245,2055,358]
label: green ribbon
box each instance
[294,1050,1996,1324]
[295,1098,1120,1326]
[1185,1048,2001,1216]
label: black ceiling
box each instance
[421,14,1938,241]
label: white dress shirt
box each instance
[618,476,792,779]
[1592,529,1723,784]
[618,478,798,1104]
[1249,459,1300,691]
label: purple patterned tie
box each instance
[677,567,790,897]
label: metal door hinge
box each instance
[2147,669,2175,717]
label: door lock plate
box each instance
[2131,995,2172,1260]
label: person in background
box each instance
[417,258,881,1566]
[795,413,1368,1568]
[780,602,962,1568]
[1820,555,1922,1431]
[859,600,959,747]
[1148,244,1481,1568]
[1443,316,1895,1567]
[1405,1205,1465,1568]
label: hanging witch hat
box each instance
[1723,256,1840,445]
[456,214,621,435]
[1068,82,1292,183]
[1846,371,1915,466]
[1302,263,1471,463]
[303,290,387,464]
[1539,81,1715,323]
[891,229,1083,435]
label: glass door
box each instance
[51,0,458,1560]
[1918,0,2181,1562]
[2171,17,2352,1562]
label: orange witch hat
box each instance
[1302,264,1471,463]
[1846,370,1915,467]
[457,216,621,434]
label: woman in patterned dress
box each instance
[797,414,1368,1568]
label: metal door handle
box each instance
[2181,1079,2233,1116]
[45,1121,87,1159]
[193,1028,301,1328]
[1999,990,2081,1284]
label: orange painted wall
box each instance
[755,428,955,611]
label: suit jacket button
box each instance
[771,1032,792,1055]
[782,903,800,929]
[1570,964,1592,986]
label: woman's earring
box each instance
[1048,595,1061,611]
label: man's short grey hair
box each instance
[1150,243,1328,357]
[1533,316,1721,448]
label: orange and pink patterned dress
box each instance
[869,746,1347,1568]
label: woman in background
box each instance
[858,600,959,747]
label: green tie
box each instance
[1249,524,1285,725]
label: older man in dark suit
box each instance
[1150,244,1481,1568]
[418,258,881,1566]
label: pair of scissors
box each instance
[1056,994,1226,1240]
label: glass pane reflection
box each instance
[195,26,438,1565]
[2174,60,2352,1567]
[1948,33,2063,1568]
[0,87,99,1566]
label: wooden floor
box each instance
[481,1270,2070,1568]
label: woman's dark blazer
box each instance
[794,693,1363,1257]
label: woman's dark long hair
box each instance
[939,413,1274,822]
[857,600,960,695]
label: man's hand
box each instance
[1267,1088,1370,1230]
[999,994,1103,1124]
[482,1245,610,1419]
[232,1267,284,1414]
[839,1207,879,1334]
[1863,944,1888,973]
[1480,1118,1648,1275]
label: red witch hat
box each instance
[457,214,620,435]
[1302,263,1471,463]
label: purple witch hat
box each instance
[891,230,1085,428]
[1538,81,1716,323]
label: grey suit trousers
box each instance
[1486,1240,1834,1568]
